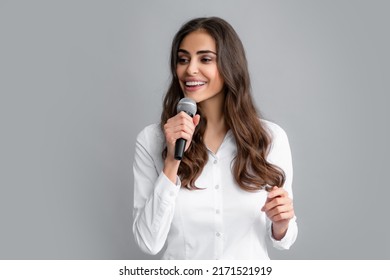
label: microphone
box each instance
[174,98,197,160]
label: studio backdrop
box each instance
[0,0,389,259]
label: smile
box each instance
[185,81,207,87]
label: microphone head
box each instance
[176,98,197,117]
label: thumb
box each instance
[193,114,201,127]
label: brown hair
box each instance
[161,17,285,191]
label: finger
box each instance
[268,187,288,199]
[193,114,201,127]
[172,130,193,143]
[164,118,196,137]
[176,111,195,124]
[178,115,197,132]
[170,123,194,135]
[266,204,294,220]
[269,210,295,223]
[166,112,194,129]
[262,196,292,212]
[262,186,277,204]
[166,116,194,130]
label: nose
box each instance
[186,59,199,75]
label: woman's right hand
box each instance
[164,112,201,160]
[163,112,200,182]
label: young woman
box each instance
[133,17,297,259]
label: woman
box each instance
[133,17,297,259]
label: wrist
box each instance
[163,157,180,184]
[272,221,289,240]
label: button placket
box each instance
[212,155,223,259]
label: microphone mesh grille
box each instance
[176,98,197,116]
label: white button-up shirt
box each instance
[133,120,297,259]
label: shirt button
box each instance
[215,185,219,189]
[169,191,175,196]
[213,160,218,164]
[216,232,221,237]
[215,209,220,214]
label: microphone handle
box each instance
[174,138,186,160]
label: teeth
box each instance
[185,81,206,86]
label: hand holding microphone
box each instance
[163,98,199,162]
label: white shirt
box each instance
[132,119,298,259]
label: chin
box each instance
[183,92,200,102]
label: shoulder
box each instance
[260,119,288,141]
[135,123,165,170]
[137,123,163,140]
[136,123,165,151]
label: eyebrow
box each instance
[178,49,217,55]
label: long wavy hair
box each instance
[161,17,285,191]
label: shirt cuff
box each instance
[153,172,181,202]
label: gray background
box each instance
[0,0,389,259]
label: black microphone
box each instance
[174,98,197,160]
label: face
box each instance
[176,30,224,104]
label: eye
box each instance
[178,57,189,64]
[201,56,213,63]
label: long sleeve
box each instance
[132,125,180,255]
[263,121,298,250]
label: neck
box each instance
[199,92,229,154]
[199,92,227,132]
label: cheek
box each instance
[176,65,186,77]
[209,67,223,83]
[211,72,224,89]
[175,67,181,78]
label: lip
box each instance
[184,84,205,92]
[184,77,207,82]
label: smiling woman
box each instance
[132,17,297,260]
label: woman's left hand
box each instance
[261,186,294,240]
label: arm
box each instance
[132,127,181,255]
[132,115,200,255]
[262,122,298,250]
